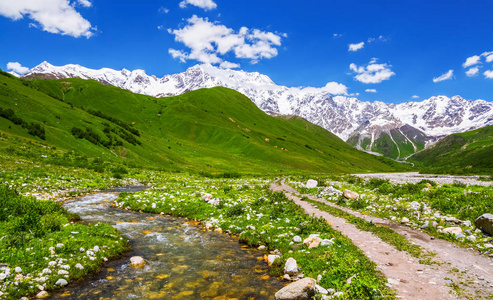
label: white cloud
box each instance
[484,70,493,79]
[168,49,189,63]
[365,89,377,93]
[348,42,364,52]
[6,62,29,74]
[323,82,348,95]
[219,61,240,69]
[367,35,388,43]
[158,7,169,14]
[0,0,94,38]
[463,55,481,68]
[168,15,284,65]
[349,60,395,84]
[482,51,493,63]
[333,33,342,38]
[465,67,479,77]
[179,0,217,11]
[77,0,91,7]
[412,95,419,99]
[433,70,454,83]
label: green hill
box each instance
[409,125,493,175]
[0,70,409,174]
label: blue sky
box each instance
[0,0,492,103]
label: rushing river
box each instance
[50,187,284,299]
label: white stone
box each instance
[36,291,49,298]
[442,227,463,235]
[267,254,280,266]
[129,256,145,267]
[401,217,410,224]
[55,278,68,286]
[15,267,22,273]
[284,257,298,275]
[305,180,318,189]
[320,239,334,246]
[75,263,84,270]
[292,236,302,243]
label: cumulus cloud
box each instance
[179,0,217,11]
[349,59,395,84]
[412,95,419,99]
[465,67,479,77]
[433,70,454,83]
[77,0,91,7]
[484,70,493,79]
[348,42,364,52]
[365,89,377,93]
[219,61,240,69]
[323,82,348,95]
[168,15,284,65]
[463,55,481,68]
[482,51,493,63]
[6,62,29,74]
[0,0,94,37]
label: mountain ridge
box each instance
[23,62,493,159]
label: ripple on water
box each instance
[50,191,283,299]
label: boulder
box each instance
[267,254,280,266]
[320,186,342,196]
[292,236,302,243]
[303,236,321,248]
[305,180,318,189]
[442,227,462,235]
[474,214,493,236]
[343,190,359,200]
[129,256,146,268]
[275,277,316,300]
[55,279,68,286]
[284,258,298,275]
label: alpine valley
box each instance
[23,62,493,160]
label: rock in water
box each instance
[305,180,318,189]
[343,190,359,200]
[36,291,49,298]
[475,214,493,236]
[129,256,146,267]
[275,277,316,300]
[284,258,298,275]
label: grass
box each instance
[0,185,129,299]
[300,196,425,259]
[410,125,493,175]
[115,175,396,299]
[0,70,410,174]
[288,175,493,255]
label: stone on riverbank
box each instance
[275,277,316,300]
[475,214,493,236]
[284,258,298,275]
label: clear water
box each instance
[49,187,283,299]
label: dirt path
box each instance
[270,179,493,300]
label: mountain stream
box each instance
[48,187,283,299]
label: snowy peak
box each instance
[23,61,493,158]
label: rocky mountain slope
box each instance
[24,62,493,159]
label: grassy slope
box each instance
[410,125,493,174]
[0,71,409,174]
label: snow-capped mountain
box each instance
[23,62,493,159]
